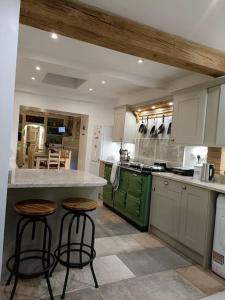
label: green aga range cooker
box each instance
[103,162,164,231]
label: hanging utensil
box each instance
[158,115,165,134]
[143,117,148,135]
[167,122,172,135]
[139,116,145,133]
[150,118,156,137]
[152,118,158,138]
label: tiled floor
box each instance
[1,202,225,299]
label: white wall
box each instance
[11,92,114,174]
[0,0,20,278]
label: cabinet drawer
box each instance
[128,173,143,197]
[152,176,181,193]
[126,193,141,217]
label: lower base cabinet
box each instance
[103,164,152,230]
[150,176,216,268]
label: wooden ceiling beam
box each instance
[20,0,225,77]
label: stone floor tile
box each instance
[118,247,192,276]
[177,266,225,296]
[44,270,205,300]
[96,222,139,238]
[95,235,144,257]
[42,255,135,298]
[131,232,165,249]
[200,291,225,299]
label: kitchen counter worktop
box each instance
[153,172,225,194]
[8,169,107,188]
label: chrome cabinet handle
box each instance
[164,181,169,185]
[182,186,186,190]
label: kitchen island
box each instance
[2,169,106,280]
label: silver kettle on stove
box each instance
[201,163,215,182]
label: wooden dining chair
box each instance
[48,151,61,170]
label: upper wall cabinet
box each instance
[112,106,137,143]
[204,84,225,147]
[172,89,207,145]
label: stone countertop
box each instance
[8,169,107,188]
[153,172,225,194]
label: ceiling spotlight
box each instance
[137,109,142,112]
[35,66,41,71]
[31,77,36,80]
[101,80,106,84]
[51,33,58,40]
[169,102,173,106]
[89,88,93,92]
[151,105,156,109]
[138,58,144,64]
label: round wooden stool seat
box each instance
[62,198,97,212]
[14,199,57,217]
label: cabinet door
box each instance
[216,84,225,146]
[103,184,113,207]
[128,173,143,197]
[150,184,181,239]
[126,193,141,218]
[179,185,209,254]
[172,89,207,145]
[112,107,125,142]
[114,190,126,210]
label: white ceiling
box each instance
[79,0,225,52]
[16,24,193,105]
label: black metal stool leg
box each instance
[9,218,31,300]
[86,213,99,288]
[79,214,86,268]
[6,217,25,286]
[50,212,71,276]
[44,218,54,300]
[61,215,76,299]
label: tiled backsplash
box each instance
[134,138,184,167]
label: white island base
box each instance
[2,170,106,281]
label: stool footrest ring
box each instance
[6,249,55,279]
[54,242,96,268]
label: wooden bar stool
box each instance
[51,198,98,299]
[6,199,57,300]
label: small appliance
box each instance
[193,164,203,180]
[200,163,215,182]
[212,194,225,278]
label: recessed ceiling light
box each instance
[35,66,41,71]
[151,105,156,109]
[51,33,58,40]
[137,109,142,112]
[101,80,106,84]
[31,77,36,80]
[138,58,144,64]
[169,102,173,106]
[89,88,93,92]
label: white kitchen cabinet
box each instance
[112,105,137,143]
[150,180,181,239]
[172,89,207,145]
[150,176,216,268]
[179,185,209,254]
[204,84,225,146]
